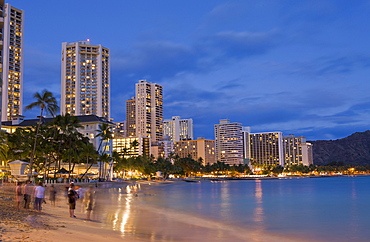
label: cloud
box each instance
[216,79,245,90]
[201,30,279,61]
[111,41,199,80]
[295,55,370,77]
[110,29,279,84]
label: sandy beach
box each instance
[0,181,314,242]
[0,182,128,242]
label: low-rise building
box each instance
[112,136,150,158]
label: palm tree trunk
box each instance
[80,161,94,180]
[28,108,44,181]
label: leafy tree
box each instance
[174,156,202,177]
[271,165,284,174]
[154,157,174,178]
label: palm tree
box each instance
[95,123,113,154]
[25,90,59,180]
[95,123,113,180]
[0,131,9,169]
[79,142,99,179]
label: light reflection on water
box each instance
[99,184,138,237]
[94,177,370,242]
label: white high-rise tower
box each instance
[163,116,193,142]
[135,80,163,144]
[1,2,24,121]
[61,40,110,119]
[214,119,244,165]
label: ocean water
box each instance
[97,176,370,241]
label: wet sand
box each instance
[0,181,313,242]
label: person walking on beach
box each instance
[15,182,23,211]
[68,183,78,218]
[49,184,57,206]
[84,186,94,220]
[22,181,33,209]
[33,181,45,212]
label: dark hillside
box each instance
[310,130,370,165]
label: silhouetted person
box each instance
[22,180,33,209]
[68,183,78,218]
[15,182,22,211]
[84,186,95,220]
[49,184,57,206]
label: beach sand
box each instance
[0,183,126,242]
[0,181,314,242]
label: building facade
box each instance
[249,131,284,167]
[283,135,313,166]
[242,126,251,166]
[1,2,24,121]
[61,40,110,119]
[125,97,136,137]
[135,80,163,144]
[163,116,193,142]
[112,136,150,158]
[113,121,126,137]
[174,137,216,165]
[214,119,244,165]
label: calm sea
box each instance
[98,176,370,241]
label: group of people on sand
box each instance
[67,182,95,220]
[15,181,54,212]
[15,181,95,220]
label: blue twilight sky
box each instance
[7,0,370,141]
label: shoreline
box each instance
[0,181,144,242]
[0,179,329,242]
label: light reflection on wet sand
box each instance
[89,182,310,242]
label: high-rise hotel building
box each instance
[283,135,313,166]
[249,131,284,167]
[0,2,24,121]
[214,119,244,165]
[126,97,136,137]
[61,40,110,119]
[163,116,193,142]
[135,80,163,144]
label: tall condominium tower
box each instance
[125,97,136,137]
[135,80,163,144]
[163,116,193,142]
[1,2,24,121]
[61,40,110,119]
[214,119,244,165]
[249,131,284,167]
